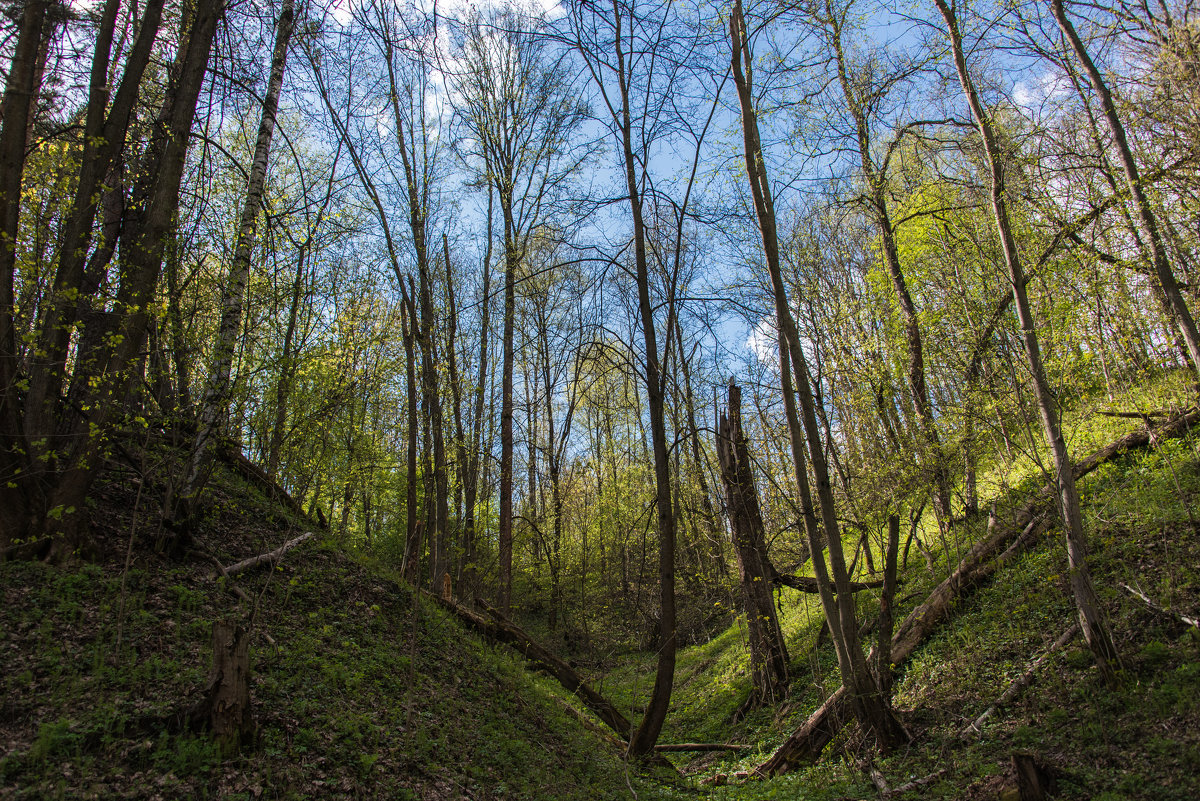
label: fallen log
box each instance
[772,571,885,593]
[961,623,1079,738]
[224,532,314,577]
[756,408,1199,775]
[885,768,948,797]
[423,592,632,741]
[219,447,326,530]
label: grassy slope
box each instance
[0,457,681,800]
[598,374,1200,799]
[3,376,1198,800]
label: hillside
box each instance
[4,400,1199,800]
[0,453,676,800]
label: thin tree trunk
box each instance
[462,185,493,598]
[610,0,678,757]
[401,287,421,582]
[825,0,951,525]
[178,0,296,517]
[935,0,1120,683]
[731,0,907,748]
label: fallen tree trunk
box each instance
[654,743,749,753]
[772,571,884,593]
[423,592,632,741]
[224,531,313,577]
[756,408,1199,775]
[220,447,326,530]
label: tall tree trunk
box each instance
[0,0,54,542]
[21,0,167,471]
[462,186,493,598]
[730,0,907,748]
[717,382,790,706]
[38,0,225,560]
[498,200,517,612]
[611,0,679,758]
[177,0,295,519]
[935,0,1121,684]
[401,287,421,582]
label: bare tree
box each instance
[730,0,908,748]
[453,4,590,611]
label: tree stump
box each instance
[1012,752,1055,801]
[191,621,254,753]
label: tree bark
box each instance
[730,0,906,750]
[177,0,295,520]
[611,0,679,756]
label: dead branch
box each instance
[961,624,1079,738]
[224,532,314,576]
[885,768,948,796]
[654,743,749,752]
[1120,582,1200,628]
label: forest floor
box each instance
[0,454,679,800]
[2,378,1199,800]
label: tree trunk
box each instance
[716,382,790,706]
[613,0,679,755]
[936,0,1121,684]
[730,0,907,750]
[0,0,54,543]
[177,0,295,518]
[40,0,226,559]
[401,288,421,582]
[191,621,253,754]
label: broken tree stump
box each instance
[190,621,254,753]
[1012,752,1056,800]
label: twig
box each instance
[1120,582,1200,628]
[193,549,253,604]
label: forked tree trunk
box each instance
[38,0,226,559]
[716,382,789,706]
